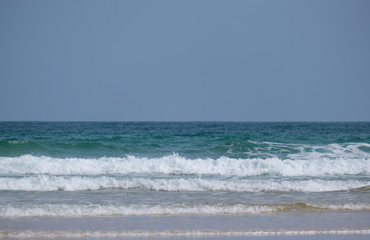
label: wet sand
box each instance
[1,211,370,239]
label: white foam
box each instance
[287,143,370,160]
[308,203,370,211]
[2,202,370,218]
[0,175,368,192]
[0,204,283,217]
[2,229,370,238]
[0,153,369,177]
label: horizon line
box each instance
[1,120,369,123]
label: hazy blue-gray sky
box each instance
[1,0,369,121]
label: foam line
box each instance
[1,203,369,217]
[1,229,370,238]
[1,154,369,176]
[0,175,368,192]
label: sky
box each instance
[0,0,369,121]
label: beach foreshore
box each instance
[1,211,369,239]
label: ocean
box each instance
[0,122,369,239]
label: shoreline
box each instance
[1,211,369,239]
[2,229,370,239]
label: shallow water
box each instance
[1,212,369,238]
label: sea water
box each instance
[0,122,369,238]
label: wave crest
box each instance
[2,202,369,217]
[0,175,368,192]
[0,154,369,177]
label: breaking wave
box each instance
[1,154,369,177]
[1,202,369,218]
[0,175,369,192]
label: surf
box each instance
[1,154,369,177]
[1,175,369,192]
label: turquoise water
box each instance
[1,122,369,158]
[0,122,369,218]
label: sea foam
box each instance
[0,175,368,192]
[0,203,283,217]
[0,154,369,177]
[1,202,370,218]
[2,229,370,239]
